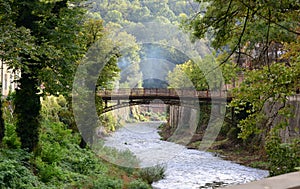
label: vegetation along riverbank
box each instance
[1,0,300,188]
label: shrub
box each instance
[100,112,118,132]
[95,144,140,168]
[138,164,166,184]
[2,123,21,149]
[0,149,42,188]
[266,135,300,176]
[35,157,66,183]
[35,120,108,186]
[92,177,123,189]
[0,159,40,188]
[61,144,107,175]
[127,179,151,189]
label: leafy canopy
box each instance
[188,0,300,66]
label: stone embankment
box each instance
[221,171,300,189]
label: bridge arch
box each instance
[98,88,231,113]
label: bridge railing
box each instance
[97,88,230,98]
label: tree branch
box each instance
[236,6,250,66]
[238,0,300,35]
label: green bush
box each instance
[0,149,42,188]
[61,144,107,175]
[0,98,153,188]
[2,123,21,149]
[127,179,152,189]
[138,164,166,184]
[35,157,66,184]
[35,120,108,186]
[100,112,119,132]
[0,159,40,188]
[266,135,300,176]
[92,177,123,189]
[95,144,140,168]
[41,95,65,122]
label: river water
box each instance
[104,122,269,189]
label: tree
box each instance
[73,18,120,148]
[188,0,300,67]
[109,31,142,88]
[0,0,37,144]
[105,10,124,23]
[189,0,300,148]
[167,55,238,90]
[0,0,87,152]
[82,18,120,90]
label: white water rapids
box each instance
[103,122,269,189]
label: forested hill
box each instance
[88,0,199,25]
[86,0,210,88]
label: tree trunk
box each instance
[14,70,41,152]
[79,137,87,148]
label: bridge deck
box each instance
[97,88,232,101]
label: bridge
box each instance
[98,88,232,113]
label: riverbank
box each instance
[207,146,269,170]
[158,123,270,171]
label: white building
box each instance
[0,60,19,96]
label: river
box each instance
[103,122,269,189]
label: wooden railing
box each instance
[97,88,230,99]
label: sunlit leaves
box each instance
[167,55,239,90]
[230,60,300,139]
[189,0,300,65]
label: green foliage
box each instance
[90,0,192,24]
[95,144,140,168]
[89,0,211,89]
[0,98,4,144]
[32,119,146,188]
[188,1,300,176]
[127,179,152,189]
[41,95,78,133]
[266,136,300,176]
[0,0,88,152]
[113,31,141,88]
[82,18,121,89]
[91,177,123,189]
[41,95,66,122]
[167,55,238,90]
[0,149,42,188]
[73,18,121,147]
[229,37,300,145]
[230,61,300,141]
[100,112,119,132]
[188,0,299,66]
[0,159,39,188]
[2,123,21,149]
[249,161,270,170]
[138,164,166,184]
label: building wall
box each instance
[0,60,19,96]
